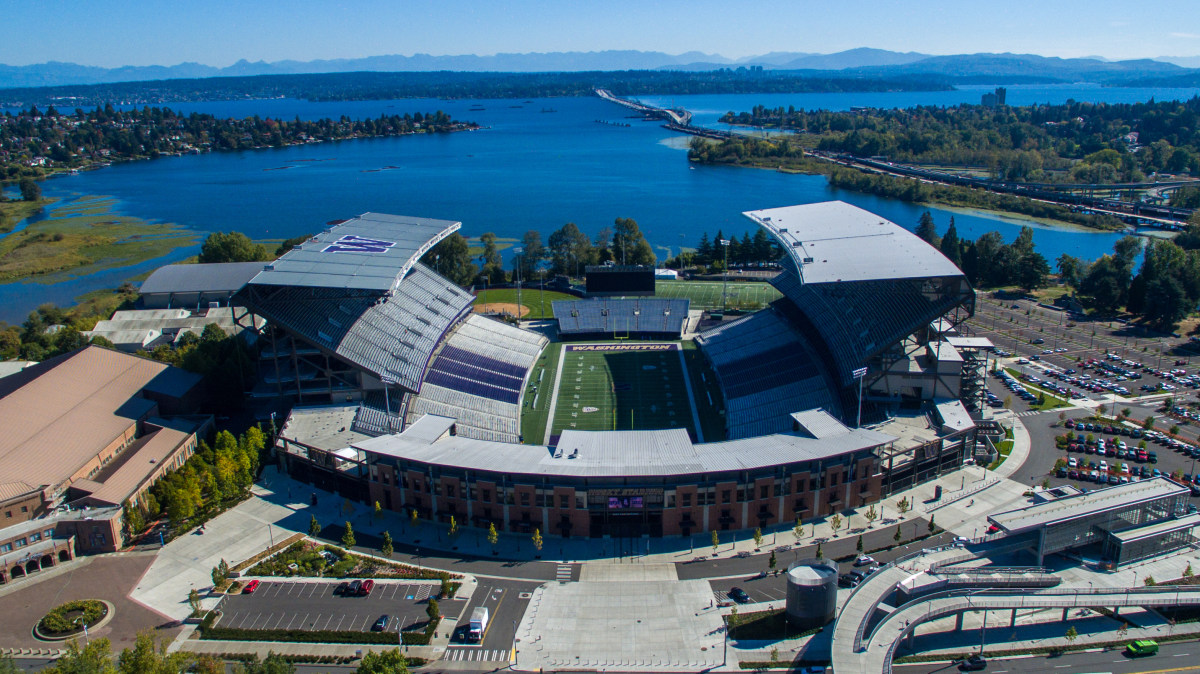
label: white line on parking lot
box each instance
[320,613,334,631]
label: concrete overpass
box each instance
[594,88,691,126]
[831,543,1200,673]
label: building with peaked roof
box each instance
[0,346,205,528]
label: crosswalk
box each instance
[556,564,573,582]
[442,648,508,662]
[1017,410,1045,417]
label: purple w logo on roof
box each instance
[322,235,397,254]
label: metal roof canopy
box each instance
[247,213,461,292]
[354,411,894,479]
[1108,512,1200,543]
[989,477,1188,534]
[743,201,964,284]
[139,262,267,295]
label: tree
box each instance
[894,527,903,543]
[928,515,937,533]
[198,231,270,264]
[355,649,409,674]
[896,497,911,519]
[188,588,202,615]
[770,646,780,665]
[410,508,418,527]
[381,530,393,558]
[547,222,593,277]
[44,637,117,674]
[274,234,312,257]
[768,550,777,574]
[727,606,740,629]
[1064,625,1078,644]
[478,232,504,283]
[1056,254,1085,289]
[792,517,803,543]
[612,217,656,266]
[856,534,864,553]
[815,541,823,559]
[752,527,763,549]
[116,632,191,674]
[711,529,720,554]
[915,211,940,247]
[487,523,499,552]
[19,178,41,202]
[1145,575,1157,586]
[864,504,878,528]
[940,217,961,267]
[342,521,356,549]
[517,230,546,281]
[422,232,475,286]
[309,515,322,538]
[235,652,295,674]
[1117,621,1129,639]
[829,513,842,537]
[426,597,440,623]
[1186,562,1194,578]
[532,528,544,555]
[374,501,383,525]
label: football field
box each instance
[654,279,781,310]
[546,343,699,442]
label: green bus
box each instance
[1125,639,1159,656]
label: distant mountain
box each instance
[846,52,1186,82]
[777,48,930,70]
[1156,55,1200,69]
[0,49,1194,91]
[0,51,733,88]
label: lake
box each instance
[2,83,1198,323]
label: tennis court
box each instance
[546,343,698,441]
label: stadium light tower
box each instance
[513,246,524,322]
[720,239,731,311]
[852,366,868,428]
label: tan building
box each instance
[0,346,205,527]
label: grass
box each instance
[520,342,563,443]
[0,198,54,234]
[0,195,196,283]
[547,342,697,439]
[655,279,781,311]
[473,287,577,319]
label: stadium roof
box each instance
[0,347,191,498]
[247,213,460,292]
[139,262,266,296]
[239,263,474,392]
[354,411,893,479]
[743,201,964,284]
[989,477,1188,534]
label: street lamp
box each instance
[720,239,731,312]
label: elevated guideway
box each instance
[595,89,734,139]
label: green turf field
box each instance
[547,343,698,440]
[473,287,578,319]
[654,279,781,310]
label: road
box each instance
[896,637,1200,673]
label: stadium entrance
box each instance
[587,487,665,537]
[589,511,664,538]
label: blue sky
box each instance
[4,0,1199,67]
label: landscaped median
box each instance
[244,540,462,597]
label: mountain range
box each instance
[1,48,1198,89]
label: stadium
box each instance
[228,203,988,539]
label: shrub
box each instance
[39,600,107,634]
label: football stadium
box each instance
[221,202,989,539]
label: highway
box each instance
[895,638,1200,674]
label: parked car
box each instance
[243,579,260,594]
[728,587,750,603]
[959,654,988,670]
[854,555,876,567]
[347,579,362,596]
[372,615,390,631]
[360,579,375,596]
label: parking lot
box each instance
[217,580,452,634]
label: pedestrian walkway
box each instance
[442,647,509,662]
[555,564,572,582]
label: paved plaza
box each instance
[514,578,725,672]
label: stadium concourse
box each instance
[256,201,989,541]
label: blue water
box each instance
[2,84,1197,323]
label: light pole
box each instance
[513,246,524,322]
[720,239,730,312]
[853,367,868,428]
